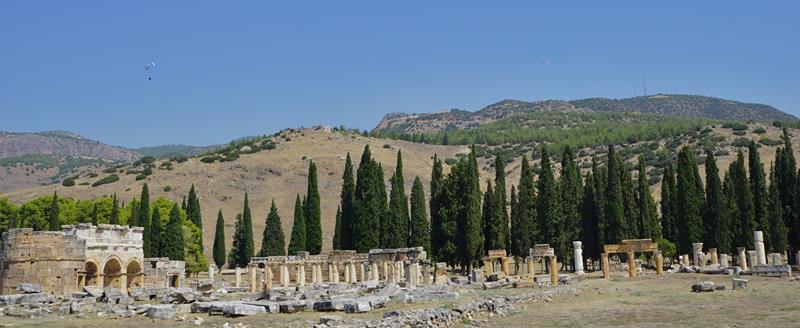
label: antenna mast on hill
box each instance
[643,76,647,96]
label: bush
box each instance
[142,167,153,175]
[752,127,767,134]
[759,138,783,146]
[722,122,748,131]
[102,167,117,174]
[772,121,783,128]
[140,156,156,164]
[200,156,219,164]
[382,144,391,149]
[88,172,99,178]
[657,239,677,260]
[732,130,747,136]
[163,186,172,192]
[79,182,89,186]
[262,142,277,150]
[732,138,750,147]
[444,158,458,165]
[135,174,147,181]
[92,174,119,187]
[62,177,76,187]
[171,156,188,163]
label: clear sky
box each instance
[2,1,798,148]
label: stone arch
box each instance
[126,260,144,290]
[103,257,124,289]
[85,260,101,286]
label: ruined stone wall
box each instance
[143,258,185,288]
[0,229,85,295]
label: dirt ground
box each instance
[481,273,800,328]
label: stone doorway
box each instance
[103,258,123,288]
[85,261,100,286]
[126,260,143,289]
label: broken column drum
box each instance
[754,231,767,266]
[573,241,584,274]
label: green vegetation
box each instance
[288,195,306,254]
[258,200,286,256]
[91,174,119,187]
[213,210,226,269]
[304,161,322,254]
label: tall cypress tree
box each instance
[512,156,536,259]
[138,184,151,256]
[605,145,626,244]
[538,147,564,259]
[91,202,99,226]
[332,206,342,250]
[228,214,244,268]
[493,154,509,253]
[213,210,226,269]
[622,166,640,238]
[305,161,322,254]
[339,153,356,250]
[110,194,120,225]
[409,176,430,253]
[728,150,757,250]
[186,184,202,250]
[774,128,798,252]
[457,148,483,270]
[259,200,285,256]
[150,207,162,257]
[353,146,383,252]
[593,159,608,249]
[288,195,307,254]
[748,141,771,249]
[430,155,449,262]
[675,147,704,255]
[48,192,59,231]
[768,164,788,253]
[636,156,659,240]
[385,150,409,248]
[508,185,518,257]
[241,193,255,264]
[559,146,583,254]
[162,204,184,261]
[660,164,677,243]
[482,180,496,251]
[581,169,602,266]
[704,150,730,253]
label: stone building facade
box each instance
[0,224,145,295]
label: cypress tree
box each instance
[493,154,509,253]
[675,147,704,255]
[703,150,730,253]
[138,184,151,256]
[580,169,602,266]
[259,200,285,256]
[227,214,244,268]
[110,194,120,225]
[559,146,583,255]
[181,196,187,211]
[353,146,383,252]
[186,184,202,249]
[768,164,789,253]
[537,147,564,260]
[385,150,409,248]
[622,166,640,238]
[288,195,307,254]
[376,163,389,246]
[457,148,483,270]
[508,185,518,257]
[162,204,185,261]
[636,156,659,240]
[482,180,496,251]
[605,145,626,244]
[48,192,59,231]
[409,176,431,253]
[430,155,453,262]
[213,210,226,269]
[339,153,356,250]
[332,206,342,250]
[749,141,770,249]
[150,207,162,257]
[91,202,99,226]
[512,156,536,258]
[241,193,255,264]
[593,159,608,248]
[305,161,322,254]
[728,150,757,250]
[774,128,798,252]
[660,164,677,243]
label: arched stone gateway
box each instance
[103,257,125,289]
[85,261,100,286]
[126,260,143,290]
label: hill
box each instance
[0,130,141,161]
[2,123,797,259]
[134,144,220,159]
[374,94,797,134]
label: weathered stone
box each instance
[313,299,347,312]
[344,301,372,313]
[320,315,343,325]
[279,300,307,313]
[751,264,792,277]
[146,304,177,319]
[83,286,104,298]
[691,281,716,292]
[15,283,43,294]
[242,301,280,313]
[0,293,56,305]
[224,303,267,316]
[377,283,401,297]
[486,271,506,282]
[732,278,748,290]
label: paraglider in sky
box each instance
[144,62,156,80]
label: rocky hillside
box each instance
[0,131,141,162]
[374,94,796,134]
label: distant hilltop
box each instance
[374,94,797,133]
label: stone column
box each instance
[681,254,690,267]
[627,251,636,278]
[747,251,758,269]
[235,267,242,287]
[208,265,216,281]
[265,266,273,291]
[573,241,585,274]
[399,261,406,283]
[796,251,800,266]
[755,231,767,266]
[601,253,610,279]
[500,258,509,275]
[298,265,306,287]
[549,256,558,286]
[655,251,664,275]
[770,253,782,265]
[281,264,290,288]
[249,265,258,292]
[371,262,379,282]
[719,254,729,268]
[350,263,358,283]
[709,248,718,265]
[484,260,494,275]
[408,262,418,288]
[332,263,340,283]
[311,263,319,284]
[692,243,704,267]
[359,263,366,282]
[526,258,535,276]
[737,247,748,271]
[344,262,351,283]
[383,262,390,281]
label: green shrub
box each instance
[759,138,783,146]
[444,158,458,165]
[163,186,172,192]
[200,156,219,164]
[79,182,89,186]
[657,239,677,260]
[135,174,147,181]
[262,142,277,150]
[62,177,76,187]
[102,167,117,174]
[140,156,156,164]
[88,172,99,178]
[752,127,767,134]
[732,138,750,147]
[722,122,748,131]
[92,174,119,187]
[382,144,391,149]
[732,130,747,136]
[142,167,153,175]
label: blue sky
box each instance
[2,1,798,148]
